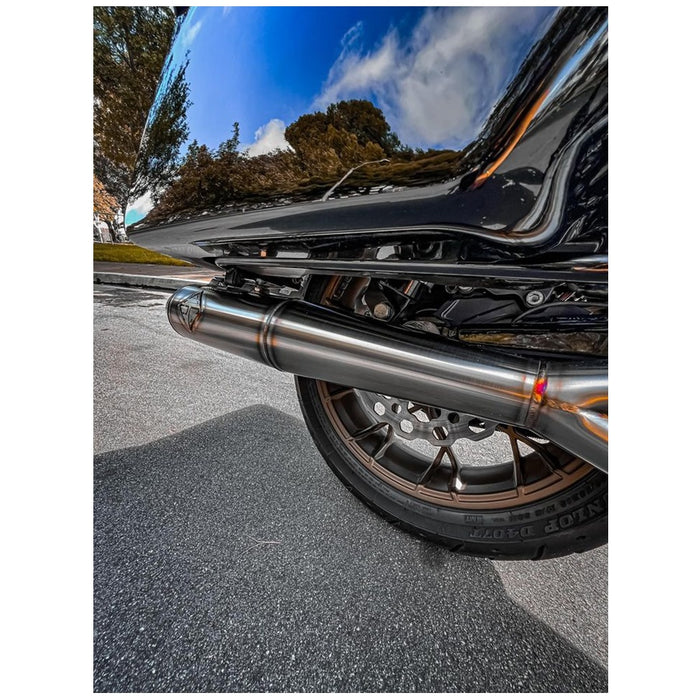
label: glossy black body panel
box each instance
[128,6,607,274]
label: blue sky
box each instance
[176,6,426,151]
[175,5,556,152]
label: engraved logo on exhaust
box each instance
[177,290,204,332]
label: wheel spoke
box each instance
[372,425,395,461]
[417,447,447,485]
[507,431,524,488]
[349,421,388,442]
[326,386,355,402]
[444,445,463,493]
[512,430,563,476]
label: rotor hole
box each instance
[414,409,430,423]
[391,403,402,414]
[448,412,460,424]
[467,418,487,433]
[433,409,442,418]
[400,419,414,434]
[373,402,386,416]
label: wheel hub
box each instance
[355,391,498,447]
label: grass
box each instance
[93,242,193,266]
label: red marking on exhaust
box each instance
[533,377,548,402]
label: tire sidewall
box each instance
[297,375,607,559]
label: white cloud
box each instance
[316,30,398,105]
[129,192,153,216]
[341,20,363,50]
[315,7,550,149]
[183,20,203,48]
[244,118,293,157]
[125,191,154,225]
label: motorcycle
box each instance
[127,6,608,559]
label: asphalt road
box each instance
[94,285,608,692]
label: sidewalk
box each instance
[94,261,217,291]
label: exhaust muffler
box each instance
[167,285,608,472]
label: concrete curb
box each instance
[94,271,214,291]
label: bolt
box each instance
[372,302,393,320]
[525,290,545,306]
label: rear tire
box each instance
[295,276,607,559]
[296,377,607,560]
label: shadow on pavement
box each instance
[94,405,607,692]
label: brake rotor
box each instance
[355,391,498,447]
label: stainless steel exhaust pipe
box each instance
[167,285,608,472]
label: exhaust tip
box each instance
[167,285,206,335]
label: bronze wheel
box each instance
[317,381,593,510]
[295,277,607,559]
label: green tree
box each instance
[148,100,419,222]
[284,112,337,174]
[131,58,191,205]
[217,122,241,158]
[93,175,119,221]
[285,100,405,176]
[94,6,184,218]
[326,99,403,155]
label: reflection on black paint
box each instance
[128,7,607,269]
